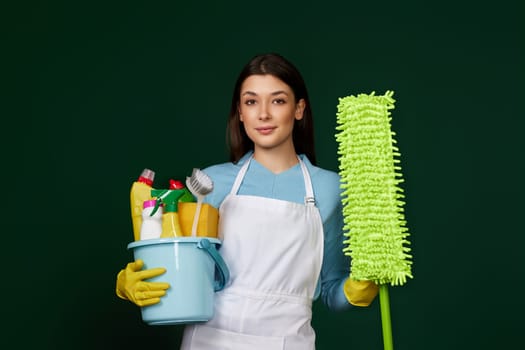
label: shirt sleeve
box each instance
[309,164,353,312]
[318,196,353,311]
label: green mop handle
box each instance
[380,285,394,350]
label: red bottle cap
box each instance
[169,179,185,189]
[138,168,155,186]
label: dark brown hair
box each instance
[227,53,317,165]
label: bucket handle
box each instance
[196,239,230,292]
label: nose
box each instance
[259,102,271,120]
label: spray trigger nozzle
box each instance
[150,198,163,216]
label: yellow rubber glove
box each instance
[343,278,379,307]
[116,259,170,307]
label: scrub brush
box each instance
[186,168,214,237]
[335,91,413,350]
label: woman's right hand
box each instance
[116,259,170,307]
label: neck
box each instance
[252,147,299,174]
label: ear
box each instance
[295,99,306,120]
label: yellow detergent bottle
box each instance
[130,168,155,241]
[151,180,188,238]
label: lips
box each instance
[255,126,276,135]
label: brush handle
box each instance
[191,200,203,237]
[380,284,394,350]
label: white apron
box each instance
[181,157,324,350]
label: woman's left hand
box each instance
[343,278,379,307]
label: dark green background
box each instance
[7,1,523,349]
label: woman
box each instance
[116,53,378,349]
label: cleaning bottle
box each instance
[151,180,187,238]
[130,168,155,241]
[140,199,163,240]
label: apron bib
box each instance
[181,157,324,350]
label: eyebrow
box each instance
[241,90,289,97]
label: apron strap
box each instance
[230,157,252,195]
[230,155,316,206]
[298,158,315,206]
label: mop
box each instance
[335,91,413,350]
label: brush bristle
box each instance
[335,91,413,286]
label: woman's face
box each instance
[239,74,305,154]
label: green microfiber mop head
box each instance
[335,90,413,287]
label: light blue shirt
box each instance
[202,152,352,311]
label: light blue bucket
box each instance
[127,237,229,326]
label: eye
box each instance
[244,99,256,105]
[273,98,286,104]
